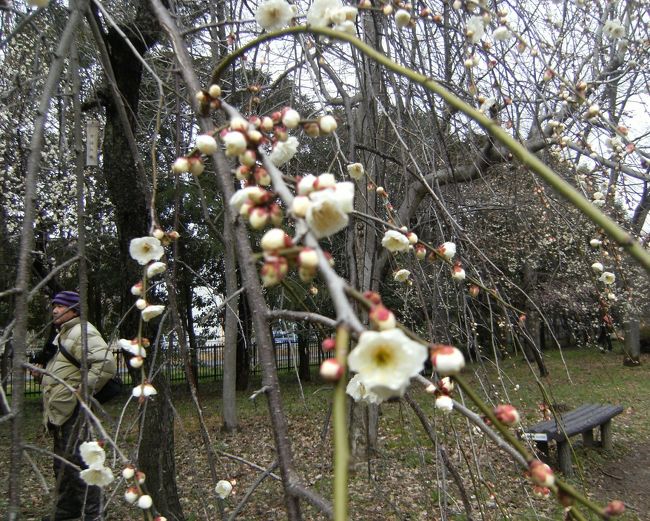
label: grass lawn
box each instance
[1,346,648,520]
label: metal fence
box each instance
[12,337,329,397]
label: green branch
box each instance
[212,25,650,274]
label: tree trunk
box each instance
[222,217,240,430]
[236,295,251,391]
[623,315,641,366]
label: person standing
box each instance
[41,291,117,521]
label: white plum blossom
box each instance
[347,162,365,180]
[297,174,317,195]
[435,394,454,412]
[393,269,411,282]
[122,466,135,480]
[222,132,248,157]
[146,261,167,279]
[599,271,616,285]
[282,109,301,129]
[270,136,299,166]
[129,237,164,265]
[79,441,106,468]
[346,374,383,404]
[591,262,604,273]
[603,19,625,39]
[590,238,602,248]
[124,487,139,504]
[255,0,294,30]
[229,186,267,211]
[466,16,485,44]
[307,0,341,27]
[381,230,410,252]
[451,265,466,281]
[141,304,165,322]
[80,466,114,488]
[118,339,147,358]
[492,26,512,41]
[305,188,352,238]
[347,329,428,399]
[215,480,233,499]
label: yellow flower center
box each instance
[373,345,394,367]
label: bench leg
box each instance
[582,429,594,447]
[557,441,573,476]
[601,420,613,450]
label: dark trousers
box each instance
[49,408,102,521]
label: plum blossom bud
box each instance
[292,196,311,217]
[591,262,604,273]
[415,244,427,260]
[395,9,411,28]
[347,163,365,180]
[451,264,466,281]
[188,157,205,176]
[604,500,625,516]
[229,117,249,132]
[528,460,555,487]
[590,238,602,247]
[321,337,336,352]
[135,471,146,485]
[425,383,437,394]
[532,485,550,498]
[254,166,271,186]
[196,134,218,155]
[435,394,454,412]
[369,304,396,330]
[363,291,382,305]
[494,404,520,426]
[208,84,222,98]
[132,382,158,398]
[172,157,190,174]
[260,116,274,132]
[469,284,480,298]
[437,377,454,394]
[260,257,288,287]
[222,132,248,156]
[261,228,292,252]
[215,480,233,499]
[247,130,263,145]
[240,149,257,167]
[129,356,144,369]
[154,517,168,521]
[438,241,456,260]
[406,232,418,245]
[124,486,139,504]
[430,344,465,375]
[248,207,270,230]
[320,358,344,381]
[131,282,143,296]
[122,465,136,480]
[303,122,320,137]
[299,248,319,269]
[282,109,301,129]
[135,299,147,310]
[297,174,317,195]
[137,495,153,509]
[382,4,393,15]
[586,104,600,118]
[319,115,338,134]
[146,261,167,279]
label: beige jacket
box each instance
[42,317,117,426]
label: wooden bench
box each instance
[522,403,624,476]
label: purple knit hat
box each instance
[52,291,80,309]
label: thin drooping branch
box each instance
[7,3,88,518]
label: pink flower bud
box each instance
[415,244,427,260]
[130,282,143,296]
[171,157,190,174]
[321,337,336,352]
[235,165,251,181]
[188,157,205,176]
[528,459,555,487]
[532,485,550,498]
[124,486,139,504]
[320,358,343,381]
[254,166,271,186]
[430,344,465,375]
[261,228,292,252]
[494,404,520,426]
[248,207,270,230]
[604,500,625,516]
[369,305,396,330]
[261,116,274,132]
[363,291,382,305]
[469,284,480,297]
[122,465,135,480]
[260,257,288,287]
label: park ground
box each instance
[1,347,649,520]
